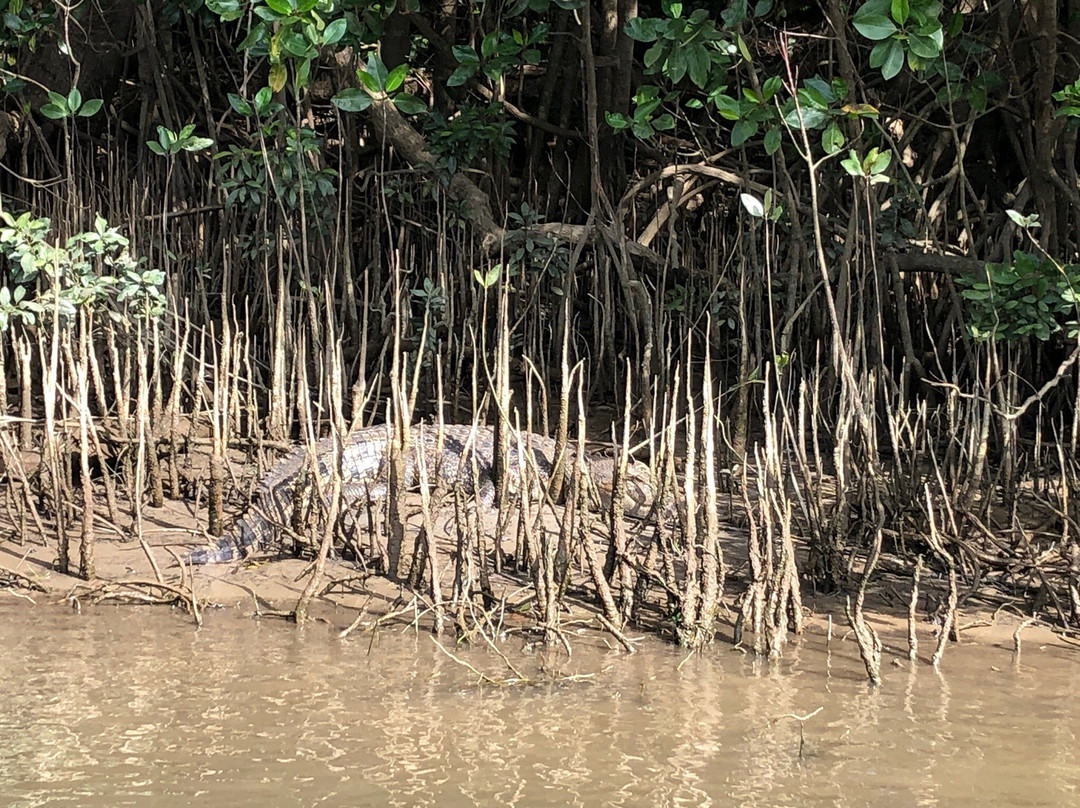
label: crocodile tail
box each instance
[184,520,261,565]
[184,541,240,565]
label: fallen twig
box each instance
[432,636,515,685]
[0,563,47,592]
[596,613,638,654]
[64,579,202,623]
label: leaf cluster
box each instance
[852,0,945,80]
[959,251,1080,343]
[448,25,548,87]
[626,7,735,90]
[0,0,54,58]
[424,103,516,173]
[498,203,570,289]
[215,103,337,213]
[147,123,214,157]
[612,5,881,158]
[40,87,103,120]
[208,0,348,91]
[1054,80,1080,129]
[332,54,425,115]
[0,213,167,330]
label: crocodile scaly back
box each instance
[185,424,654,564]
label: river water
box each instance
[1,602,1077,807]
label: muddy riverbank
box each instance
[0,500,1072,669]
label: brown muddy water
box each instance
[1,605,1077,808]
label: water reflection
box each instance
[0,603,1078,807]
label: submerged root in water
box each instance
[64,579,202,622]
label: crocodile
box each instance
[185,423,657,565]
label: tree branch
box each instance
[364,94,505,252]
